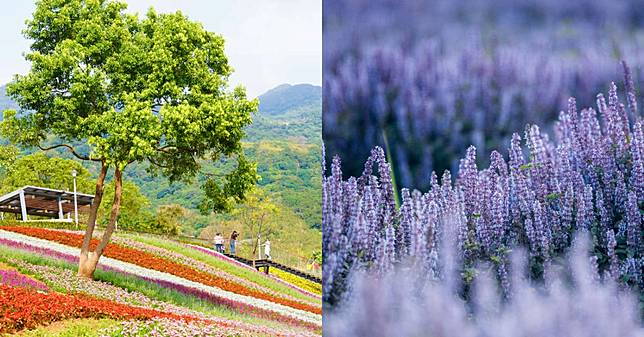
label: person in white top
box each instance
[213,233,225,253]
[263,240,271,260]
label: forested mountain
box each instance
[245,84,322,144]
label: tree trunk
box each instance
[78,166,123,279]
[94,167,123,257]
[78,163,108,278]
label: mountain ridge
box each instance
[0,83,322,122]
[258,83,321,116]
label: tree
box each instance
[233,188,279,256]
[1,0,258,278]
[0,151,94,195]
[154,204,189,235]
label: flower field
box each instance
[0,226,321,315]
[323,1,643,334]
[0,226,322,336]
[323,69,643,335]
[323,0,644,191]
[269,268,322,296]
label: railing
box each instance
[223,253,322,284]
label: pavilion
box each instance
[0,186,94,222]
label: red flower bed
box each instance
[0,227,321,315]
[0,284,197,334]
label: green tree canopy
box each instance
[0,145,20,176]
[154,204,190,235]
[0,0,258,278]
[0,151,93,194]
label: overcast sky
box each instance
[0,0,321,98]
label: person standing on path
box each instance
[263,240,271,260]
[229,231,239,255]
[213,233,225,253]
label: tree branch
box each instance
[147,156,171,168]
[156,145,197,155]
[38,144,100,162]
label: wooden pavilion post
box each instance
[19,190,27,222]
[57,196,64,220]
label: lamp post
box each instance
[72,169,78,228]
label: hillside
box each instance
[125,83,322,230]
[245,84,322,144]
[0,223,322,335]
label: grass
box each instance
[0,244,314,334]
[122,233,321,304]
[9,319,118,337]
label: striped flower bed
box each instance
[0,236,318,328]
[110,235,318,306]
[0,268,49,293]
[270,268,322,296]
[0,226,321,316]
[10,260,318,336]
[0,229,322,325]
[50,229,322,301]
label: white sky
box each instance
[0,0,321,98]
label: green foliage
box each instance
[311,251,322,265]
[98,180,154,232]
[199,154,259,213]
[203,187,322,268]
[154,204,189,235]
[0,151,94,194]
[232,187,280,240]
[1,0,258,213]
[0,145,19,172]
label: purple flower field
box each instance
[323,61,643,334]
[323,0,644,190]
